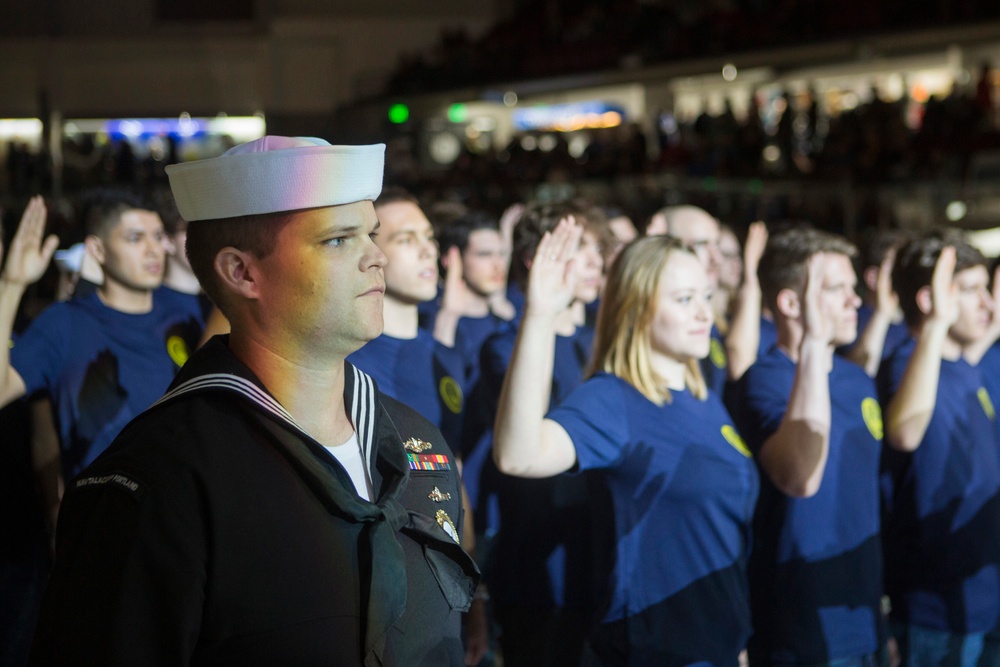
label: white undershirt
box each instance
[324,432,372,501]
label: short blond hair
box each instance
[589,236,707,405]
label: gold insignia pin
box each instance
[428,486,452,502]
[436,509,460,544]
[404,437,433,453]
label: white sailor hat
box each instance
[165,136,384,222]
[54,243,87,273]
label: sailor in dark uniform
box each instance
[29,136,478,666]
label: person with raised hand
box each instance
[730,229,888,666]
[2,190,202,485]
[468,203,607,667]
[494,223,757,666]
[724,220,772,381]
[842,229,912,377]
[0,197,59,404]
[433,209,515,369]
[880,233,1000,666]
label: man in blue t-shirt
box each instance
[730,229,887,666]
[347,188,467,449]
[841,228,912,377]
[0,190,201,488]
[879,232,1000,666]
[434,210,516,391]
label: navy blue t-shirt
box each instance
[837,304,910,369]
[878,339,1000,633]
[455,313,515,392]
[549,373,758,664]
[976,342,1000,442]
[460,325,594,520]
[11,291,202,478]
[759,316,778,357]
[858,303,910,362]
[733,348,885,662]
[347,329,466,450]
[470,325,602,612]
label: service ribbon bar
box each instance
[407,452,451,471]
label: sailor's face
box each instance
[254,201,387,356]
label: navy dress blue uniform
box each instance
[548,372,758,666]
[731,348,886,664]
[29,337,478,666]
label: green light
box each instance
[703,177,718,192]
[388,104,409,124]
[447,103,468,123]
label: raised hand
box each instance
[802,252,836,346]
[524,217,582,319]
[439,245,472,316]
[928,246,959,326]
[1,196,58,287]
[498,203,523,258]
[742,221,768,282]
[874,246,899,318]
[487,290,517,321]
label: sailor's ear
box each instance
[215,247,261,301]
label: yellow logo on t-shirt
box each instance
[721,425,751,458]
[166,335,191,368]
[710,338,727,369]
[439,376,463,414]
[978,387,996,421]
[861,397,883,441]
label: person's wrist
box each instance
[0,276,28,293]
[800,333,831,349]
[869,306,894,323]
[920,316,952,337]
[523,300,564,321]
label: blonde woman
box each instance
[494,221,758,666]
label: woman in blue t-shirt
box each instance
[494,222,759,666]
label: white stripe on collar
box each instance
[151,369,379,471]
[351,365,376,474]
[151,374,303,429]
